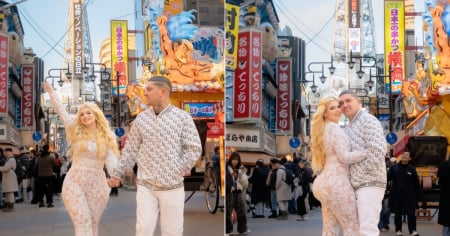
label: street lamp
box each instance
[47,63,73,87]
[347,50,377,79]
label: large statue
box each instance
[157,14,223,92]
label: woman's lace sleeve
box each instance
[105,149,119,176]
[327,123,365,164]
[47,91,72,127]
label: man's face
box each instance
[339,94,361,120]
[144,82,163,107]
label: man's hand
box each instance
[108,176,121,188]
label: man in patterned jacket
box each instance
[111,76,202,236]
[339,90,387,236]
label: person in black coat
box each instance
[388,152,420,236]
[296,158,313,221]
[438,159,450,236]
[248,159,269,218]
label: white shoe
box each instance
[396,231,403,236]
[410,231,419,236]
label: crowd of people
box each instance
[0,145,70,211]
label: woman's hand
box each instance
[41,82,54,94]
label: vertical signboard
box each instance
[233,28,261,122]
[21,65,35,129]
[111,20,129,97]
[249,29,262,120]
[348,0,361,53]
[0,33,8,116]
[225,2,240,70]
[276,58,292,133]
[73,0,84,76]
[385,0,405,94]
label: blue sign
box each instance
[182,102,217,118]
[32,132,42,142]
[289,137,301,149]
[115,127,125,137]
[386,132,398,145]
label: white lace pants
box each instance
[355,187,385,236]
[136,185,185,236]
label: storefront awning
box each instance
[236,152,274,166]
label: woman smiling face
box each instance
[79,106,96,128]
[324,100,342,124]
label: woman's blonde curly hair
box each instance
[66,102,120,160]
[310,96,340,175]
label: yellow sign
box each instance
[225,3,240,70]
[110,20,129,96]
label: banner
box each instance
[21,65,35,129]
[73,0,84,76]
[233,28,262,122]
[225,3,240,70]
[111,20,129,96]
[385,0,405,94]
[0,32,8,116]
[276,58,292,133]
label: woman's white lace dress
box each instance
[49,92,118,236]
[312,122,364,236]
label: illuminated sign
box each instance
[225,3,240,70]
[0,33,8,116]
[111,20,129,96]
[73,1,84,76]
[21,65,35,129]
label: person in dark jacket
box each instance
[36,145,56,208]
[296,158,313,221]
[438,158,450,236]
[388,152,420,236]
[248,159,269,218]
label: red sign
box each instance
[233,28,262,121]
[276,58,291,132]
[0,33,8,116]
[21,65,35,129]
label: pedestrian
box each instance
[28,149,39,204]
[225,152,250,235]
[339,90,387,236]
[0,148,19,212]
[296,158,313,221]
[42,81,120,236]
[266,159,279,218]
[110,76,202,236]
[18,147,30,202]
[438,157,450,236]
[388,152,420,236]
[311,95,364,235]
[36,145,56,208]
[0,148,5,208]
[270,158,291,220]
[248,159,269,218]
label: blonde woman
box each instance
[42,82,120,236]
[310,96,364,236]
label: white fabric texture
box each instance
[136,185,185,236]
[355,187,385,236]
[312,122,365,236]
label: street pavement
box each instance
[243,208,442,236]
[0,188,224,236]
[0,188,444,236]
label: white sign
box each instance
[226,126,261,150]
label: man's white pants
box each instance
[136,185,185,236]
[355,187,385,236]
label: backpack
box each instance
[283,168,294,185]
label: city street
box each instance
[0,188,224,236]
[243,208,442,236]
[0,187,444,235]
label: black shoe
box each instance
[252,215,265,218]
[47,203,54,208]
[38,203,45,208]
